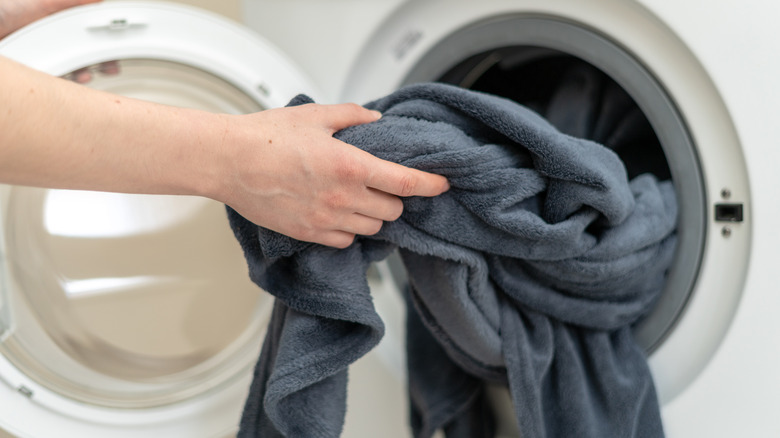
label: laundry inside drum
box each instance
[440,48,671,180]
[433,43,704,353]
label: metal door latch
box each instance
[714,203,744,222]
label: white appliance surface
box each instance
[0,0,777,437]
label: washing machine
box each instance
[0,1,778,438]
[246,0,780,436]
[352,2,778,437]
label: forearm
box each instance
[0,55,224,198]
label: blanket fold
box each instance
[228,82,676,438]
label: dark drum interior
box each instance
[438,47,672,181]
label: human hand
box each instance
[62,60,120,84]
[0,53,446,249]
[0,0,101,40]
[215,103,450,248]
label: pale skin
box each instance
[0,1,449,249]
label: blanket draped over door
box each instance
[228,83,676,438]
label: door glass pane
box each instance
[0,59,271,408]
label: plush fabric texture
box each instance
[228,82,676,438]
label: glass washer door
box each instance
[0,2,318,417]
[1,59,271,409]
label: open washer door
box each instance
[0,2,320,437]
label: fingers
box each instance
[323,211,393,248]
[317,230,358,249]
[306,103,449,199]
[365,158,450,198]
[354,188,404,221]
[342,213,385,236]
[63,61,121,84]
[301,190,399,248]
[307,213,384,249]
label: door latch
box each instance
[714,203,744,222]
[88,18,147,32]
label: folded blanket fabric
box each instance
[227,82,677,438]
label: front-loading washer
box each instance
[332,0,779,436]
[0,2,410,437]
[243,0,779,436]
[3,1,779,438]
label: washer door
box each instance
[0,2,318,437]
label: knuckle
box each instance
[343,102,363,113]
[339,102,371,121]
[322,190,350,210]
[397,173,418,197]
[333,155,365,182]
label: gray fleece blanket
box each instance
[227,82,676,438]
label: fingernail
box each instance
[371,110,382,119]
